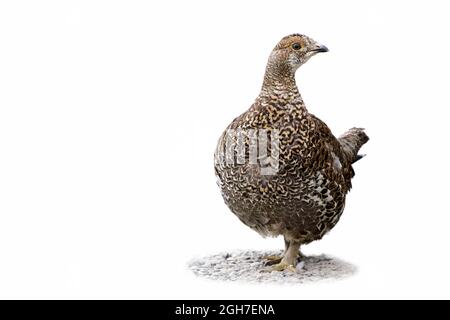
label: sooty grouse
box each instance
[214,34,369,272]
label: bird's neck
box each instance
[260,64,304,107]
[261,75,298,96]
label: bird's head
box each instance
[267,34,328,75]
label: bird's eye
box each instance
[292,43,302,50]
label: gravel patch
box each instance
[188,250,356,284]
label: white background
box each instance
[0,0,449,299]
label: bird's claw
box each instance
[261,262,297,273]
[263,255,283,266]
[263,255,282,261]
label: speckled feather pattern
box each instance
[214,34,368,246]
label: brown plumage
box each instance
[214,34,369,271]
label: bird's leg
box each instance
[281,240,301,266]
[263,240,301,272]
[263,237,290,266]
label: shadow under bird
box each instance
[214,34,369,272]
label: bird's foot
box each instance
[262,255,283,266]
[261,261,297,273]
[263,251,305,266]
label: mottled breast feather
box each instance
[214,94,362,244]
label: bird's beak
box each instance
[311,44,329,53]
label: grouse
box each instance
[214,34,369,272]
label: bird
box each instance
[214,34,369,272]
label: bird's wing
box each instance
[307,113,354,191]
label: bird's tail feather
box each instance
[338,128,369,164]
[352,153,366,164]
